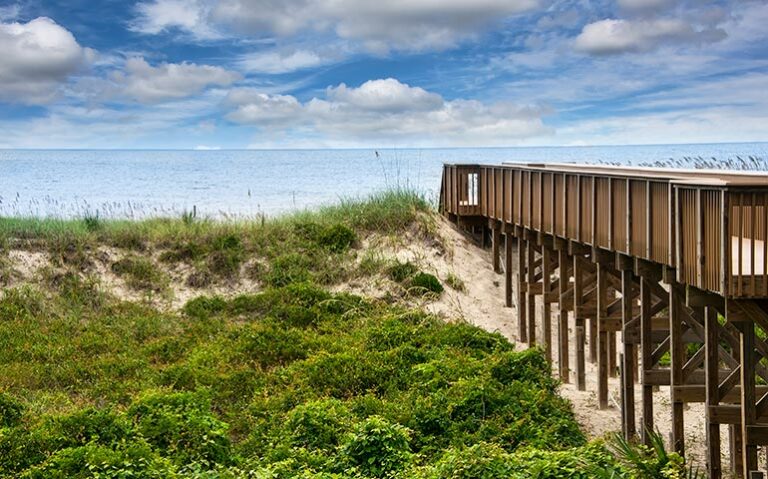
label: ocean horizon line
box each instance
[1,140,768,153]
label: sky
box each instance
[0,0,767,149]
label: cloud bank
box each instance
[134,0,540,51]
[0,17,94,104]
[226,78,551,146]
[111,57,241,104]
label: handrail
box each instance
[441,162,768,298]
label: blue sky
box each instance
[0,0,767,149]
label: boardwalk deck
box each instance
[440,161,768,479]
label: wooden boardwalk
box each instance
[441,162,768,479]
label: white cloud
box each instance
[0,17,94,104]
[111,57,241,104]
[238,49,331,74]
[574,18,726,55]
[135,0,541,51]
[226,89,304,124]
[226,78,551,146]
[319,0,541,51]
[616,0,678,13]
[325,79,444,112]
[132,0,221,39]
[0,89,231,148]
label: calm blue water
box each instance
[1,143,767,219]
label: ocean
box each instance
[1,143,767,219]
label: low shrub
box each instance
[0,286,45,322]
[284,399,351,450]
[111,257,169,293]
[317,224,357,253]
[42,408,133,449]
[388,261,418,283]
[127,390,231,465]
[410,273,443,295]
[20,440,174,478]
[266,254,313,287]
[183,295,228,319]
[208,234,245,278]
[340,416,412,477]
[444,273,466,292]
[0,392,23,428]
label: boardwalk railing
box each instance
[441,161,768,479]
[442,162,768,299]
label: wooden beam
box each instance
[687,285,726,312]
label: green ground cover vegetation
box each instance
[0,191,697,478]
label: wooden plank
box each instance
[644,369,671,385]
[674,385,768,404]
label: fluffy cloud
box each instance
[225,89,304,124]
[324,79,444,112]
[131,0,220,39]
[574,18,726,55]
[0,17,94,104]
[111,57,240,104]
[226,78,551,145]
[238,50,332,74]
[135,0,540,51]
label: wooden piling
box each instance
[558,248,570,382]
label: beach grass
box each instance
[0,189,433,246]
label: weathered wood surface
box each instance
[442,162,768,478]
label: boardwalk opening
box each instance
[441,161,768,479]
